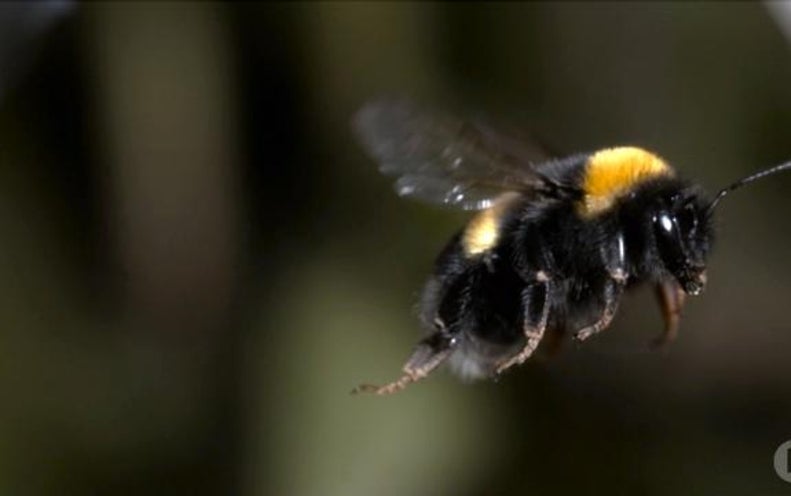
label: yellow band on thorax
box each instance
[580,146,673,217]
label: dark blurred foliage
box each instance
[1,2,791,495]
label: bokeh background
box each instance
[2,2,791,495]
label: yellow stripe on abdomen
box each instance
[462,192,522,256]
[580,146,674,217]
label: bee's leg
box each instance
[351,322,456,395]
[651,279,685,349]
[494,272,551,375]
[574,233,627,342]
[573,278,624,341]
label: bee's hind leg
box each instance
[352,325,456,395]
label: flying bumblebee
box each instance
[351,99,791,395]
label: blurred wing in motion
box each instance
[353,98,564,210]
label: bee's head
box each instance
[650,186,714,295]
[644,157,791,295]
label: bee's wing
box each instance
[353,99,563,211]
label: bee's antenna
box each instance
[708,159,791,213]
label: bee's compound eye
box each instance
[658,213,674,233]
[653,210,683,268]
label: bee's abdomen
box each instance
[419,227,527,378]
[461,192,524,257]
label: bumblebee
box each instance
[351,99,791,395]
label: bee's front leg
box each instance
[651,279,685,349]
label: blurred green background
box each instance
[2,2,791,495]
